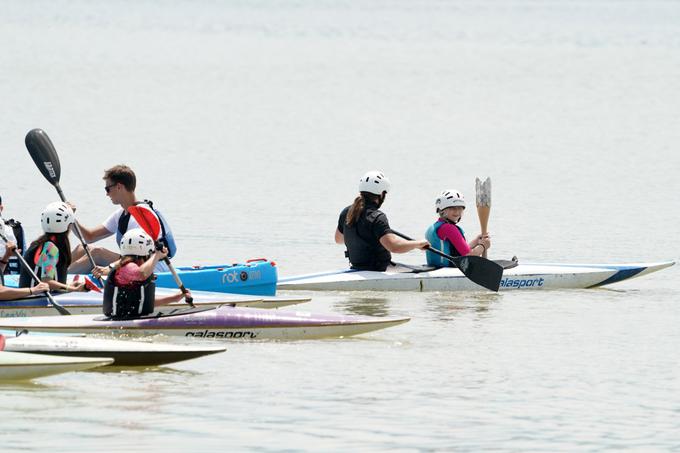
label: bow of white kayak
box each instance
[4,334,227,367]
[0,290,311,318]
[277,261,676,292]
[0,351,113,381]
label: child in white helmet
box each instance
[425,190,491,267]
[18,202,86,292]
[102,228,189,319]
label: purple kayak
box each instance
[0,306,410,341]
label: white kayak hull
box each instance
[4,335,226,366]
[0,351,113,381]
[0,306,410,341]
[278,261,675,292]
[0,290,309,318]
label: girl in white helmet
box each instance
[425,190,491,266]
[18,202,86,292]
[102,228,190,319]
[335,171,429,271]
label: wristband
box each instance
[0,259,8,265]
[29,288,33,295]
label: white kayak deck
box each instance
[0,351,113,381]
[4,335,226,366]
[278,261,675,292]
[0,290,310,318]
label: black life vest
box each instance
[102,267,156,320]
[342,204,392,272]
[117,199,176,258]
[18,239,69,287]
[2,218,25,276]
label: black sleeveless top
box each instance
[337,201,392,271]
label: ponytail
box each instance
[346,192,383,226]
[345,196,365,227]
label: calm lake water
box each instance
[1,1,680,451]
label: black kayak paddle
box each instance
[25,129,102,284]
[391,230,503,292]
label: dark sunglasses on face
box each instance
[105,184,117,194]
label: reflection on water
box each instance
[423,291,502,322]
[0,380,53,391]
[90,365,203,376]
[328,290,504,322]
[332,294,391,317]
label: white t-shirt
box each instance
[103,208,140,234]
[102,208,170,273]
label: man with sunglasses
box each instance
[68,165,177,274]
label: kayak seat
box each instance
[391,263,440,274]
[94,307,215,321]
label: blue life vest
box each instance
[425,220,465,267]
[116,200,177,258]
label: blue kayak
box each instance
[154,259,278,295]
[3,258,278,296]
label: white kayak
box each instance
[3,334,226,367]
[0,306,410,341]
[0,351,113,381]
[0,289,310,318]
[278,261,675,292]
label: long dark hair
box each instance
[346,192,385,227]
[28,232,72,265]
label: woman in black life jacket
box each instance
[103,228,190,320]
[335,170,429,272]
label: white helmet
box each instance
[41,202,74,233]
[358,170,391,195]
[120,228,155,257]
[435,189,466,213]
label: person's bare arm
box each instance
[379,233,429,254]
[334,228,344,244]
[74,222,113,243]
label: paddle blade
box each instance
[457,255,503,291]
[475,177,491,207]
[84,276,103,293]
[128,205,161,240]
[25,128,61,185]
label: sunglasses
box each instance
[104,183,117,194]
